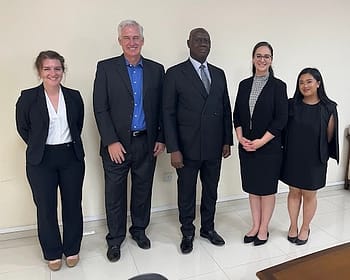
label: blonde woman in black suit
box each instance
[15,50,85,271]
[233,42,288,246]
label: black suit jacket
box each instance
[93,55,165,157]
[233,75,288,155]
[286,98,339,164]
[15,84,85,165]
[163,59,233,160]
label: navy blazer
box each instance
[233,75,288,155]
[15,84,85,165]
[93,55,165,157]
[163,59,233,161]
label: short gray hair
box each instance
[117,20,144,39]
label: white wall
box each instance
[1,0,349,231]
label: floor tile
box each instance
[0,267,50,280]
[223,255,288,280]
[180,270,229,280]
[199,231,285,269]
[0,244,44,273]
[1,187,349,279]
[51,254,138,280]
[128,237,220,280]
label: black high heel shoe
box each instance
[287,227,298,243]
[296,229,310,245]
[288,235,298,243]
[244,234,257,243]
[254,232,269,246]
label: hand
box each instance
[238,136,256,152]
[107,142,126,164]
[222,144,231,158]
[171,151,184,169]
[249,139,265,150]
[153,142,165,157]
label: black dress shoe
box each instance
[244,234,257,243]
[254,232,269,246]
[296,229,310,245]
[107,245,120,262]
[180,236,194,254]
[132,232,151,249]
[200,230,225,246]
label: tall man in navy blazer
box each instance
[93,20,165,262]
[163,28,234,254]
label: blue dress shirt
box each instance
[126,59,146,131]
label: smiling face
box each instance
[39,58,63,89]
[298,73,320,99]
[252,46,272,76]
[187,28,211,63]
[118,24,144,64]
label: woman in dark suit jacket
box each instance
[233,42,288,246]
[15,50,85,271]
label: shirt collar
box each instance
[189,56,208,70]
[254,72,269,81]
[125,57,143,68]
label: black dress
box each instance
[281,101,327,190]
[233,76,288,196]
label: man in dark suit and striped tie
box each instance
[163,28,234,254]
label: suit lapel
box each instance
[207,64,218,96]
[250,76,273,119]
[115,55,133,96]
[37,84,49,128]
[142,58,150,99]
[184,60,208,99]
[256,76,273,104]
[62,86,73,128]
[242,77,254,119]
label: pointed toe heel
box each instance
[296,229,310,246]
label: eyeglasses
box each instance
[255,54,272,60]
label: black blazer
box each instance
[163,59,233,161]
[233,75,288,154]
[15,84,85,165]
[287,98,339,164]
[93,55,165,157]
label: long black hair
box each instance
[293,67,336,105]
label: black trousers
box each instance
[102,134,156,247]
[26,143,85,260]
[176,158,222,237]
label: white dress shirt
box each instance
[45,88,72,144]
[189,56,211,83]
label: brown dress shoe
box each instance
[48,259,62,271]
[66,255,80,267]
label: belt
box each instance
[45,142,73,149]
[131,130,147,137]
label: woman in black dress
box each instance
[281,68,339,245]
[233,42,288,245]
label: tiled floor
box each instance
[1,187,350,280]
